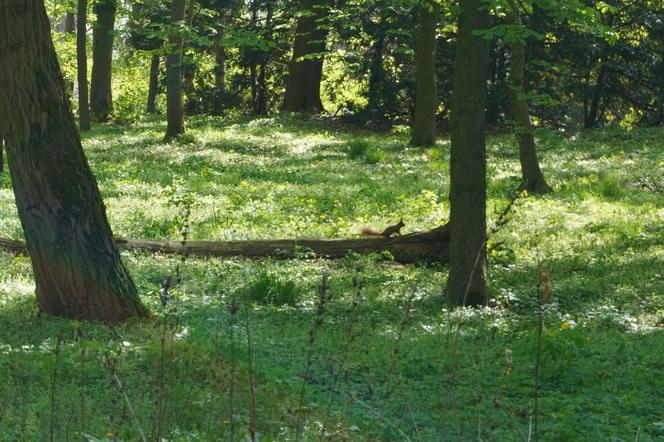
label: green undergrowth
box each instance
[0,115,662,440]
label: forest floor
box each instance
[0,115,663,441]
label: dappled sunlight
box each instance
[1,115,662,440]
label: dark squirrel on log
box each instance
[361,219,405,238]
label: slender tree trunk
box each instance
[0,136,4,173]
[249,0,259,114]
[147,54,160,113]
[585,66,606,128]
[214,33,226,94]
[212,4,228,112]
[165,0,187,140]
[447,0,491,306]
[250,59,258,113]
[411,1,438,146]
[486,42,506,126]
[506,4,550,193]
[213,31,226,115]
[181,0,197,101]
[366,18,387,119]
[90,0,116,122]
[256,58,269,115]
[256,3,273,115]
[0,0,149,322]
[77,0,91,131]
[282,0,332,113]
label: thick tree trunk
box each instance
[90,0,116,122]
[212,26,227,115]
[506,4,550,194]
[282,0,332,113]
[64,12,76,33]
[77,0,91,131]
[410,1,438,146]
[1,225,451,264]
[0,0,149,322]
[447,0,491,306]
[165,0,187,140]
[147,54,160,113]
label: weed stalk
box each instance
[295,274,331,441]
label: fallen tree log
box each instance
[0,224,450,264]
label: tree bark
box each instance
[64,12,76,33]
[147,54,160,113]
[1,225,451,264]
[0,0,149,322]
[77,0,91,131]
[282,0,332,113]
[506,4,550,194]
[214,33,226,95]
[447,0,491,306]
[584,65,606,128]
[250,56,258,113]
[249,0,259,113]
[366,18,387,120]
[181,0,197,101]
[256,2,273,115]
[410,1,438,146]
[90,0,116,122]
[165,0,187,140]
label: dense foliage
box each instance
[48,0,663,128]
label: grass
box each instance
[0,114,663,440]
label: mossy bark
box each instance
[447,0,491,306]
[411,1,439,147]
[165,0,187,140]
[90,0,116,122]
[507,4,551,194]
[77,0,91,131]
[282,0,332,113]
[0,0,149,323]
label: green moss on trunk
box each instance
[0,0,149,322]
[447,0,491,306]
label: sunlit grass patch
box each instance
[0,116,662,439]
